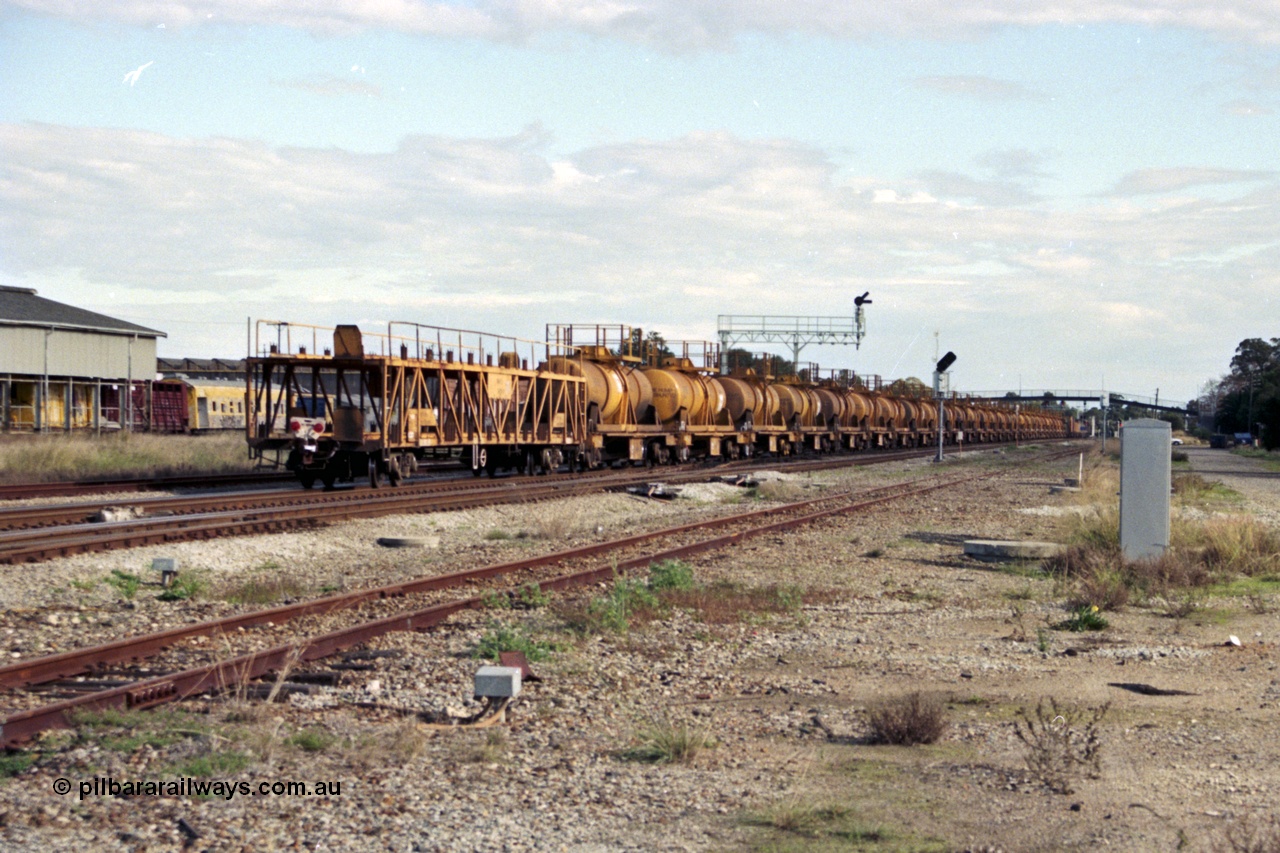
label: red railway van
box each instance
[100,380,190,432]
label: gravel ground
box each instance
[2,443,1278,852]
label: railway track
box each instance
[0,458,469,502]
[0,470,296,501]
[0,443,1026,564]
[3,449,1063,747]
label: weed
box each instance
[484,529,513,541]
[1057,604,1109,632]
[472,623,557,662]
[481,589,512,609]
[756,479,807,502]
[70,707,209,752]
[0,752,35,779]
[558,565,821,635]
[69,578,98,593]
[747,799,865,835]
[563,578,660,635]
[1012,697,1109,794]
[1070,566,1130,611]
[167,750,253,778]
[1128,550,1214,596]
[0,432,255,484]
[1036,627,1052,653]
[479,729,507,763]
[524,507,585,541]
[648,559,695,591]
[287,728,337,752]
[105,569,142,599]
[222,575,309,606]
[517,583,550,609]
[381,718,430,762]
[1003,583,1037,601]
[157,571,205,602]
[1160,591,1202,619]
[451,728,508,764]
[619,714,713,764]
[1245,592,1274,615]
[1214,813,1280,853]
[866,692,949,746]
[1199,517,1280,576]
[1173,473,1243,506]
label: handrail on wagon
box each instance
[250,319,579,369]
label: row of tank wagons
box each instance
[544,345,1069,460]
[252,322,1071,484]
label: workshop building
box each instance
[0,285,166,431]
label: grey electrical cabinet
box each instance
[1120,418,1171,561]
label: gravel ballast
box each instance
[2,443,1278,852]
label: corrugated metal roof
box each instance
[0,286,165,337]
[158,357,245,373]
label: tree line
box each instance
[1201,336,1280,450]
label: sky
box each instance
[2,2,1278,404]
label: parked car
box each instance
[1171,437,1183,445]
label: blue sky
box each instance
[2,2,1279,403]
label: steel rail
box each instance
[1,450,1079,747]
[0,441,1085,565]
[0,471,296,501]
[0,440,1035,531]
[0,476,953,690]
[0,444,972,561]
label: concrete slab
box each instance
[963,539,1063,561]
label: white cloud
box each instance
[913,75,1040,101]
[272,75,383,98]
[1111,166,1274,195]
[2,122,1277,398]
[11,1,1280,48]
[1223,99,1273,116]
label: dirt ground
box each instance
[3,442,1278,852]
[699,444,1280,852]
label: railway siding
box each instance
[3,445,1274,851]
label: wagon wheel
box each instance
[299,472,317,490]
[388,457,403,487]
[471,447,487,477]
[368,457,382,489]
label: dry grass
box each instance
[522,505,587,541]
[1214,814,1280,853]
[219,573,312,606]
[619,713,714,764]
[661,581,815,624]
[1195,517,1280,576]
[0,432,254,484]
[454,728,509,764]
[1051,456,1279,607]
[1013,697,1108,795]
[866,692,949,746]
[755,479,808,502]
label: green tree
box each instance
[1215,336,1280,448]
